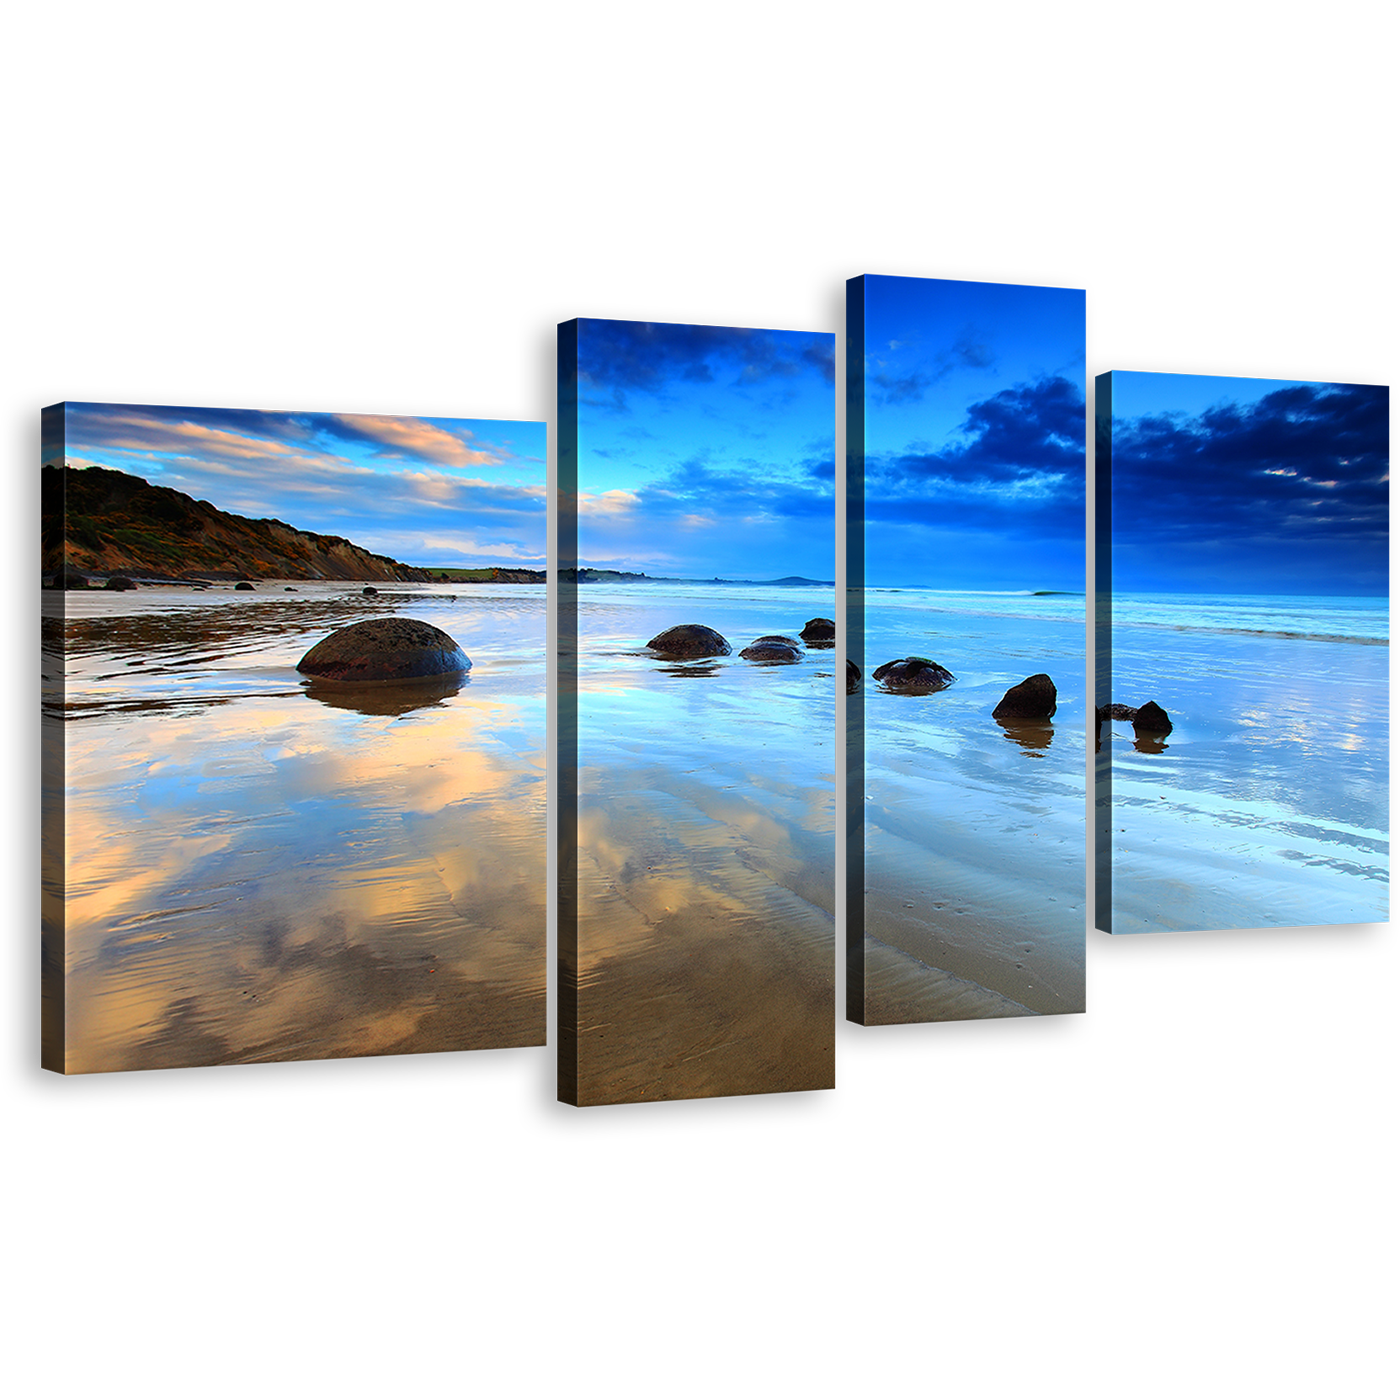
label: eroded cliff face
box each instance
[41,465,428,582]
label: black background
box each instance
[32,263,1388,1136]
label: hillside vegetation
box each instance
[42,464,428,582]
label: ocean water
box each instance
[566,580,837,1104]
[44,581,546,1073]
[857,588,1087,1020]
[1099,592,1389,933]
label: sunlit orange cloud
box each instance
[398,470,548,504]
[96,412,302,462]
[334,415,502,468]
[576,488,639,516]
[416,533,542,561]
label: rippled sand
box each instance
[854,593,1087,1022]
[562,585,837,1106]
[46,583,546,1073]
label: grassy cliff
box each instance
[42,465,429,583]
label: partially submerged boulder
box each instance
[1132,700,1173,735]
[235,581,255,591]
[846,660,861,693]
[362,586,379,596]
[104,576,137,591]
[740,637,801,662]
[872,656,955,691]
[1095,701,1174,738]
[800,617,836,645]
[646,624,731,659]
[992,673,1056,719]
[297,617,471,682]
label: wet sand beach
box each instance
[566,583,836,1105]
[857,590,1087,1022]
[47,581,546,1073]
[1099,595,1388,933]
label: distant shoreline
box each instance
[560,568,834,587]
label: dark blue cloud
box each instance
[866,375,1085,536]
[868,325,996,405]
[577,319,835,410]
[1108,382,1389,577]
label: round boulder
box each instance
[992,673,1057,719]
[235,581,255,591]
[104,575,137,591]
[740,638,801,662]
[800,617,836,643]
[873,656,955,691]
[362,586,379,596]
[297,617,472,682]
[646,624,731,659]
[846,660,861,693]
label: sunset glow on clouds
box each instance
[47,402,546,569]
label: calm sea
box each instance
[1100,592,1389,933]
[45,581,546,1073]
[858,587,1087,1019]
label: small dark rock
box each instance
[285,587,297,592]
[235,581,255,591]
[847,660,861,693]
[104,576,137,591]
[1132,701,1173,735]
[363,586,379,596]
[993,673,1056,719]
[1097,703,1138,721]
[800,617,836,643]
[751,634,802,649]
[872,656,955,691]
[297,617,472,682]
[646,624,731,658]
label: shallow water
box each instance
[46,581,546,1073]
[565,582,836,1104]
[857,589,1087,1021]
[1099,594,1389,933]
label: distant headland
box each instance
[560,568,835,587]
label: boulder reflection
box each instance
[302,673,466,716]
[995,716,1055,751]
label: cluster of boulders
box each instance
[848,654,1060,720]
[645,617,835,663]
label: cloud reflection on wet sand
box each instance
[58,589,545,1073]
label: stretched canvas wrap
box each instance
[847,275,1087,1023]
[42,403,547,1073]
[558,318,837,1105]
[1095,371,1389,934]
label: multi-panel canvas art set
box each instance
[41,278,1391,1105]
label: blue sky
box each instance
[1104,372,1389,595]
[48,402,546,569]
[573,319,836,579]
[857,275,1086,590]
